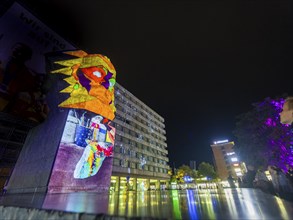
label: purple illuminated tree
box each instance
[233,96,293,171]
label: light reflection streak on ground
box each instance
[137,192,148,217]
[2,188,293,219]
[126,193,135,217]
[150,192,160,217]
[100,189,293,219]
[211,192,219,218]
[224,189,238,219]
[240,189,259,218]
[275,196,290,220]
[171,190,182,219]
[118,193,127,216]
[199,190,216,219]
[186,190,198,220]
[65,194,88,213]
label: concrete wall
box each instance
[5,71,68,193]
[5,52,114,194]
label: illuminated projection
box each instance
[47,50,116,193]
[51,50,116,120]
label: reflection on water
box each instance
[107,188,293,219]
[171,190,182,219]
[186,189,198,219]
[275,196,290,220]
[1,188,293,219]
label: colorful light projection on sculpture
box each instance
[51,50,116,120]
[47,50,117,192]
[62,109,116,179]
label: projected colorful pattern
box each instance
[48,50,117,190]
[51,50,116,120]
[71,110,116,179]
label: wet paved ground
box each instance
[0,188,293,219]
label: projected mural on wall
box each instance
[47,50,116,192]
[62,109,115,179]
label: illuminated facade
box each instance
[110,83,170,191]
[0,82,170,193]
[0,2,170,193]
[211,140,246,180]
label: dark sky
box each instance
[16,0,293,167]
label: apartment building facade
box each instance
[211,140,246,180]
[110,83,170,192]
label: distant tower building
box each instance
[189,160,196,170]
[211,140,246,180]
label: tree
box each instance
[168,169,177,183]
[175,165,195,183]
[197,162,217,180]
[233,96,292,171]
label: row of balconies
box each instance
[115,141,169,162]
[113,152,170,170]
[115,108,165,141]
[115,106,167,142]
[115,110,167,148]
[115,95,166,133]
[114,116,167,147]
[115,96,165,130]
[115,129,168,155]
[119,117,167,147]
[114,140,169,162]
[115,99,166,138]
[115,98,165,132]
[114,116,164,145]
[112,165,170,179]
[115,84,165,124]
[112,164,170,180]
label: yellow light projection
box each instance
[51,50,116,120]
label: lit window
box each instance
[226,152,235,156]
[231,157,238,162]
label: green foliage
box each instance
[233,110,268,168]
[170,174,177,183]
[197,162,217,179]
[174,164,197,183]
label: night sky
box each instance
[15,0,293,167]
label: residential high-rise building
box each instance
[110,83,170,191]
[211,140,246,180]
